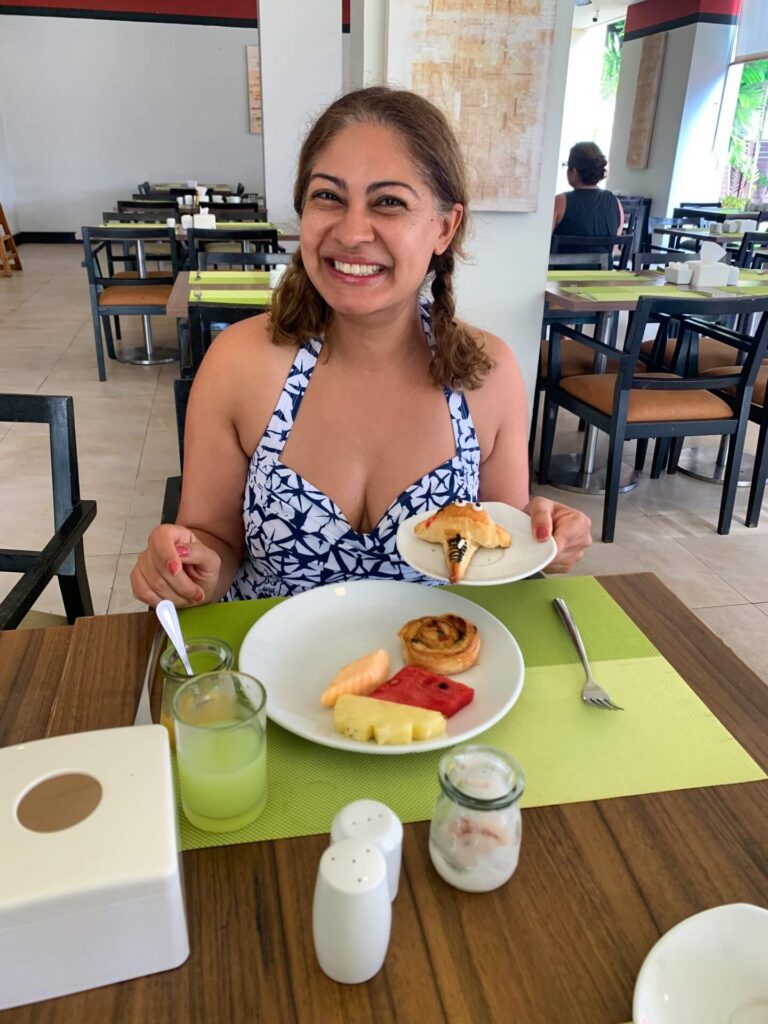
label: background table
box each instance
[0,573,765,1023]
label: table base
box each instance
[115,346,178,366]
[543,453,638,495]
[676,446,753,488]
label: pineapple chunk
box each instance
[333,694,446,745]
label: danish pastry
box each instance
[398,614,480,675]
[414,501,511,583]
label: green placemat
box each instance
[102,221,168,228]
[188,288,272,305]
[212,221,277,230]
[571,286,711,301]
[188,271,271,285]
[717,283,768,296]
[172,578,765,851]
[547,271,644,282]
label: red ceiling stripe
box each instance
[626,0,740,35]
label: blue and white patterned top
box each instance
[225,301,480,600]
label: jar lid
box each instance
[438,744,525,810]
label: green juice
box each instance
[177,720,267,833]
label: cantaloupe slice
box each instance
[319,648,391,707]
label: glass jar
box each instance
[159,637,233,748]
[429,744,525,893]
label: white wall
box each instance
[0,101,17,233]
[453,0,574,407]
[260,0,342,225]
[607,21,735,215]
[0,16,264,234]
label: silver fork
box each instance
[553,598,624,711]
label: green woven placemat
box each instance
[188,271,270,285]
[718,284,768,296]
[188,289,272,305]
[172,578,764,851]
[573,286,710,300]
[547,271,644,282]
[212,221,277,229]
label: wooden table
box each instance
[545,270,678,313]
[166,271,273,319]
[1,573,766,1023]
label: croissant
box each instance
[398,614,480,675]
[414,502,511,583]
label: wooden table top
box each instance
[166,271,273,319]
[1,573,766,1023]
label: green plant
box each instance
[728,60,768,199]
[721,194,746,208]
[600,19,625,101]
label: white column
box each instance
[259,0,342,225]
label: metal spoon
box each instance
[155,599,194,676]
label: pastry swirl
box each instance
[398,614,480,675]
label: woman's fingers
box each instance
[130,526,219,607]
[129,562,203,608]
[524,497,592,573]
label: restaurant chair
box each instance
[195,250,291,271]
[236,182,245,196]
[732,231,768,269]
[161,378,193,524]
[550,234,634,270]
[632,250,695,271]
[82,225,179,380]
[0,394,96,630]
[138,181,151,196]
[187,301,266,376]
[118,199,177,213]
[539,295,768,541]
[187,227,281,270]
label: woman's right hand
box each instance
[130,524,222,608]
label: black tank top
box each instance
[552,189,621,252]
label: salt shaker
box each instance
[330,799,403,901]
[312,839,391,984]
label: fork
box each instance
[552,598,624,711]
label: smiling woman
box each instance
[130,86,592,608]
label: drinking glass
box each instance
[173,671,267,833]
[159,637,232,748]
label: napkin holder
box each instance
[664,262,692,285]
[192,213,217,229]
[688,241,730,288]
[0,726,189,1010]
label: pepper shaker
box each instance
[330,799,403,901]
[312,838,391,984]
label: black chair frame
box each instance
[550,234,634,270]
[187,301,266,376]
[0,395,96,630]
[187,227,281,270]
[539,295,768,540]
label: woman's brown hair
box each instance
[567,141,608,186]
[269,86,493,391]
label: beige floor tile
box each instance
[136,430,181,482]
[108,553,147,615]
[692,604,768,685]
[675,532,768,603]
[755,604,768,618]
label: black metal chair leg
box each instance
[58,545,94,623]
[746,419,768,527]
[634,438,649,472]
[667,436,685,474]
[537,395,559,484]
[102,315,116,360]
[114,315,122,340]
[602,428,624,543]
[650,439,669,479]
[89,300,107,382]
[528,376,542,464]
[718,422,749,535]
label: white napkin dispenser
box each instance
[689,260,730,288]
[664,262,692,285]
[0,726,189,1010]
[192,213,217,229]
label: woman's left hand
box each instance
[524,496,592,573]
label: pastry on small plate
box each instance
[414,501,511,583]
[399,613,480,675]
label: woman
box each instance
[552,141,624,241]
[131,87,591,608]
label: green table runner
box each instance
[211,221,278,230]
[172,577,764,852]
[189,271,270,285]
[547,271,647,282]
[188,288,272,305]
[568,285,712,301]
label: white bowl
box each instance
[633,904,768,1024]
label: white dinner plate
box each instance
[633,903,768,1024]
[395,502,557,585]
[238,579,524,755]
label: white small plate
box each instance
[238,579,524,755]
[396,502,557,585]
[633,903,768,1024]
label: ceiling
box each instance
[572,0,642,32]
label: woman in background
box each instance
[552,141,624,243]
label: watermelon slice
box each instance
[369,666,474,718]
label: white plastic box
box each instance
[665,262,692,285]
[689,260,730,288]
[0,726,189,1010]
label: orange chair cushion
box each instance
[639,337,737,372]
[701,364,768,405]
[98,284,172,307]
[561,371,733,422]
[541,338,622,378]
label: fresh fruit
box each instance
[333,694,446,745]
[319,648,391,707]
[370,666,474,717]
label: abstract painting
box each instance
[246,44,262,134]
[387,0,557,212]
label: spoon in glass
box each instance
[155,599,194,676]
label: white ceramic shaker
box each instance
[330,799,403,901]
[312,838,391,984]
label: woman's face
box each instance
[299,122,462,320]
